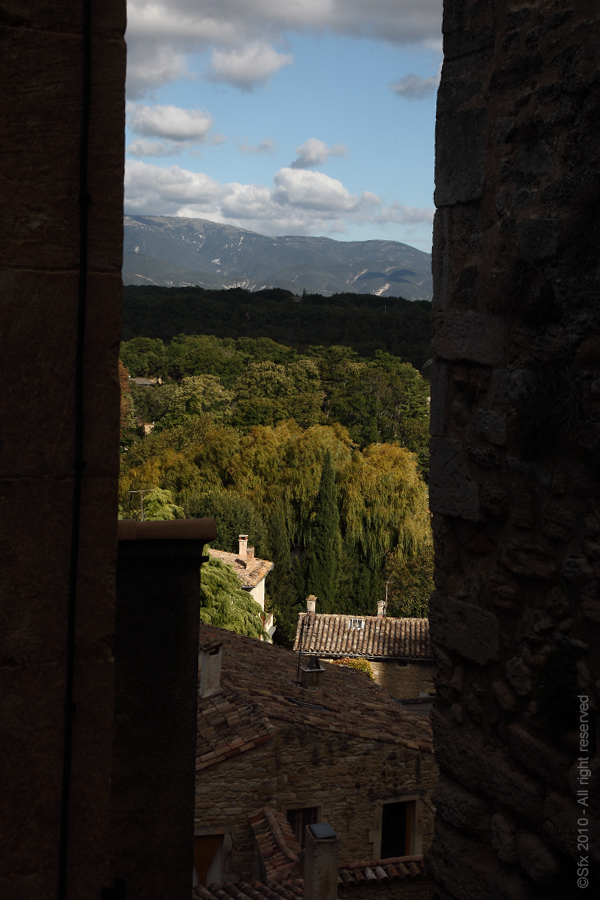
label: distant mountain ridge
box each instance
[123,215,432,301]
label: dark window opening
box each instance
[193,835,223,887]
[381,801,413,859]
[286,806,319,848]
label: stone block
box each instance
[432,208,451,311]
[0,0,126,33]
[434,109,488,205]
[432,709,546,825]
[426,816,532,900]
[543,791,600,865]
[518,218,559,262]
[491,368,536,405]
[432,773,492,838]
[507,724,571,790]
[505,656,533,697]
[480,486,510,519]
[474,410,507,446]
[432,313,504,365]
[502,538,557,580]
[517,831,566,885]
[429,438,481,521]
[429,593,500,665]
[429,361,448,436]
[491,813,517,863]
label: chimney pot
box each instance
[301,656,326,690]
[304,822,338,900]
[377,600,386,617]
[306,594,317,614]
[238,534,248,562]
[199,640,223,698]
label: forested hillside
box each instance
[122,285,432,371]
[120,327,433,646]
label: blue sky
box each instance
[124,1,443,251]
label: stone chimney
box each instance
[306,594,317,613]
[199,640,223,699]
[247,546,255,563]
[377,600,386,617]
[304,823,338,900]
[238,534,248,565]
[300,656,326,690]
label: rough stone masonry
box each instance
[428,1,600,899]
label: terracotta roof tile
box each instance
[293,613,432,660]
[208,548,274,589]
[196,685,275,771]
[197,624,433,759]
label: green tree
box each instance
[186,489,269,558]
[142,487,185,521]
[306,451,342,612]
[386,539,434,618]
[200,556,267,639]
[268,500,302,647]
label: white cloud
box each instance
[127,138,185,158]
[207,42,293,90]
[129,104,214,142]
[239,138,276,155]
[389,71,440,99]
[125,0,443,96]
[290,138,347,169]
[124,159,433,237]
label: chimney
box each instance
[199,640,223,698]
[247,546,255,563]
[306,594,317,614]
[377,600,386,617]
[304,823,338,900]
[238,534,248,564]
[300,656,326,690]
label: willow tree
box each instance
[306,451,343,613]
[200,556,267,640]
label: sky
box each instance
[124,0,443,251]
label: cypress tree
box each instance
[306,451,342,612]
[269,500,302,647]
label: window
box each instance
[286,806,319,848]
[193,835,223,887]
[349,618,365,630]
[380,800,415,858]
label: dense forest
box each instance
[122,285,432,371]
[120,307,433,647]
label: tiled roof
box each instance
[249,807,302,884]
[339,855,427,886]
[292,614,432,661]
[196,684,275,772]
[208,548,274,589]
[198,624,433,753]
[193,881,302,899]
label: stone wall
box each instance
[195,727,437,884]
[274,726,437,865]
[0,4,126,900]
[195,742,277,882]
[370,661,435,700]
[428,1,600,897]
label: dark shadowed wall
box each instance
[428,1,599,898]
[0,3,126,898]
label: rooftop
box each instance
[208,547,274,589]
[293,614,432,661]
[196,623,433,769]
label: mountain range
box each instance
[123,215,432,301]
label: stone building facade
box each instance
[428,1,600,897]
[294,608,435,703]
[194,624,437,887]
